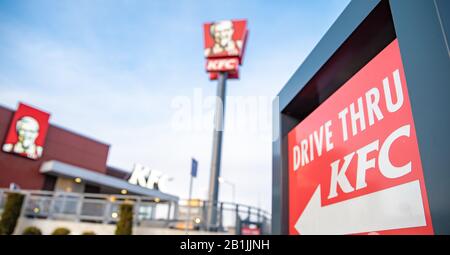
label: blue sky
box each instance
[0,0,349,212]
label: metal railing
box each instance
[176,200,271,234]
[0,189,178,228]
[0,189,271,234]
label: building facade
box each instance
[0,103,178,202]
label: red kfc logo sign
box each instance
[288,39,433,235]
[203,20,248,80]
[2,103,50,160]
[206,58,240,72]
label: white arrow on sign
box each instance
[295,180,426,235]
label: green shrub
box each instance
[82,231,96,235]
[22,226,42,235]
[51,227,71,235]
[0,192,25,235]
[115,203,133,235]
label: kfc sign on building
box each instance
[288,40,433,235]
[128,163,171,192]
[203,19,248,80]
[2,103,50,160]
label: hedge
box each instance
[0,192,25,235]
[52,227,71,235]
[115,203,133,235]
[22,226,42,235]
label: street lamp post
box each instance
[219,176,236,204]
[219,176,237,231]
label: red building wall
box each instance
[0,105,110,190]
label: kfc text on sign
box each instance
[128,163,171,192]
[206,58,239,72]
[288,39,433,235]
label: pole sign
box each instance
[288,39,433,235]
[2,103,50,160]
[203,19,248,80]
[203,19,248,229]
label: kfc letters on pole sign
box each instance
[203,19,248,80]
[206,58,240,73]
[2,103,50,160]
[288,39,433,235]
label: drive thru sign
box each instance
[288,39,433,235]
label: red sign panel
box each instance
[209,71,239,80]
[2,103,50,160]
[203,20,247,60]
[242,227,261,235]
[203,20,248,81]
[288,39,433,235]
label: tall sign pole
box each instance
[203,20,248,230]
[207,71,227,230]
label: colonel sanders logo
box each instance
[205,20,244,57]
[204,20,247,59]
[2,103,50,160]
[203,20,248,80]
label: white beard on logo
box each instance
[205,39,243,57]
[8,142,42,159]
